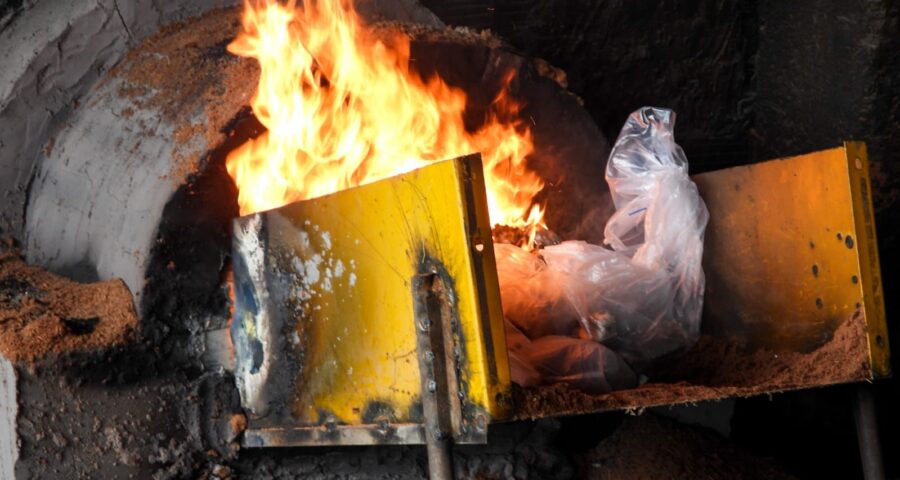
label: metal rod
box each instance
[414,273,457,480]
[852,384,885,480]
[425,433,454,480]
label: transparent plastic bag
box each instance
[499,107,709,391]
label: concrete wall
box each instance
[0,0,240,240]
[0,358,16,480]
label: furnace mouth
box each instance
[10,9,614,379]
[0,1,892,479]
[5,1,878,397]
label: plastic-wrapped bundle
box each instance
[499,107,709,392]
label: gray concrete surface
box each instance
[0,358,16,479]
[0,0,238,241]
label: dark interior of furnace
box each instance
[1,0,899,479]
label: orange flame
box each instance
[226,0,544,237]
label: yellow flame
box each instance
[226,0,544,236]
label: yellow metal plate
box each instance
[232,154,511,443]
[694,141,889,377]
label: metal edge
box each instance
[455,154,513,422]
[243,423,491,447]
[844,141,891,378]
[243,424,425,447]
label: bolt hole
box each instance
[811,264,819,277]
[851,275,859,284]
[845,235,854,249]
[876,335,885,348]
[837,233,843,240]
[815,298,824,309]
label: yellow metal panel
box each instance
[233,154,511,442]
[694,142,890,377]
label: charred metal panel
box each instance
[233,155,511,446]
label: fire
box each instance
[225,0,544,239]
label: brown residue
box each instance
[109,7,260,185]
[174,122,204,146]
[0,251,138,363]
[372,22,505,48]
[532,57,568,89]
[653,308,870,387]
[43,135,56,156]
[515,309,871,419]
[229,413,248,438]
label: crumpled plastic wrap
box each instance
[498,107,709,393]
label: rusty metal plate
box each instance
[232,154,511,446]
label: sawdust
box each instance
[652,308,871,387]
[582,414,797,480]
[373,21,505,48]
[0,251,138,363]
[108,7,260,186]
[515,309,871,419]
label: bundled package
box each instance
[498,107,709,393]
